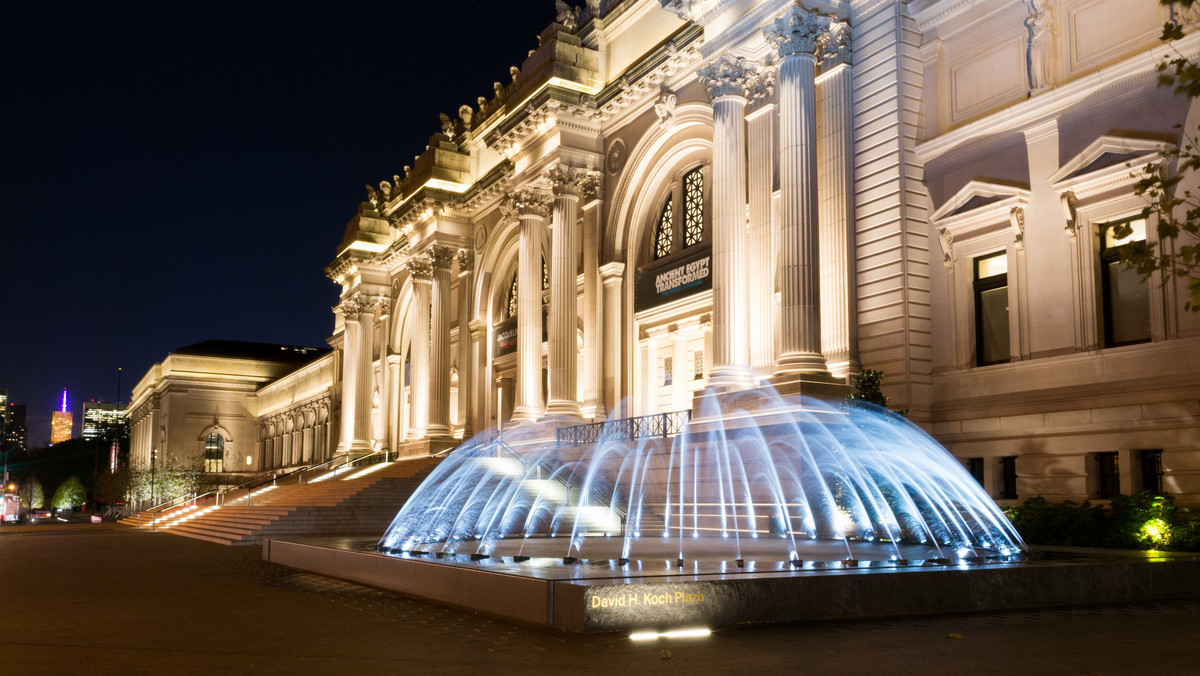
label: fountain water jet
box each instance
[378,387,1025,567]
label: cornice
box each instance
[916,31,1200,163]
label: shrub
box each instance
[51,476,87,510]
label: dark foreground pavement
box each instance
[1,523,1197,675]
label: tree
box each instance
[1123,0,1200,310]
[847,369,889,408]
[19,478,44,510]
[52,476,86,510]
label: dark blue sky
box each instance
[2,1,551,446]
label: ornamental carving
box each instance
[698,53,761,100]
[580,172,602,202]
[818,21,852,69]
[937,227,954,269]
[548,165,589,196]
[455,249,474,272]
[1060,191,1078,242]
[504,188,552,217]
[408,256,433,281]
[763,5,827,58]
[429,245,456,269]
[1010,207,1026,251]
[654,89,677,127]
[605,138,627,175]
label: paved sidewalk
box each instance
[1,523,1197,675]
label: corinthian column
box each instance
[456,250,475,438]
[507,189,552,421]
[817,21,859,376]
[546,167,592,418]
[699,54,760,390]
[335,298,363,454]
[428,246,455,437]
[581,179,604,419]
[765,5,829,376]
[408,257,432,438]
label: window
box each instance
[999,456,1018,499]
[693,350,704,380]
[654,199,673,259]
[505,274,518,318]
[1139,449,1163,494]
[647,165,707,262]
[967,457,985,487]
[683,167,703,247]
[973,252,1010,366]
[1096,452,1119,499]
[663,357,673,386]
[204,433,224,473]
[1100,218,1150,347]
[503,255,549,319]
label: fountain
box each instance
[377,387,1025,569]
[264,388,1197,633]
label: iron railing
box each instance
[556,410,692,447]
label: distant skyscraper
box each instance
[82,401,129,440]
[0,389,7,438]
[50,388,72,444]
[5,404,27,451]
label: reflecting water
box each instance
[378,389,1025,566]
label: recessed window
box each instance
[1138,449,1163,494]
[503,255,549,320]
[647,166,707,262]
[1100,218,1150,347]
[999,456,1018,499]
[683,167,704,247]
[1095,452,1119,499]
[663,357,673,387]
[973,252,1010,366]
[693,350,704,380]
[654,199,673,260]
[204,433,224,473]
[967,457,985,487]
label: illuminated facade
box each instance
[126,341,332,475]
[136,1,1200,504]
[82,401,129,440]
[4,403,26,451]
[50,413,72,445]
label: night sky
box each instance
[2,1,552,446]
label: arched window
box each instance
[683,167,704,247]
[654,198,673,259]
[647,165,708,263]
[505,273,518,318]
[204,433,224,473]
[503,256,549,319]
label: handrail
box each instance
[556,410,692,446]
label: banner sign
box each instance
[634,245,712,312]
[492,308,548,358]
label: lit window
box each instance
[505,274,518,318]
[655,198,673,259]
[663,357,673,386]
[541,256,549,292]
[973,252,1009,366]
[1100,218,1150,347]
[204,433,224,473]
[683,168,703,247]
[693,350,704,380]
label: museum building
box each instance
[128,0,1200,506]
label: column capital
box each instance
[548,165,593,198]
[818,21,852,69]
[339,295,388,319]
[698,54,764,100]
[763,5,828,58]
[428,245,455,270]
[504,188,552,217]
[407,256,433,282]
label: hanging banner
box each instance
[634,245,712,312]
[492,308,548,358]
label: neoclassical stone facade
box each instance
[136,1,1200,506]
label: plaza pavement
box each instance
[1,521,1197,675]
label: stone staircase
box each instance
[119,456,441,546]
